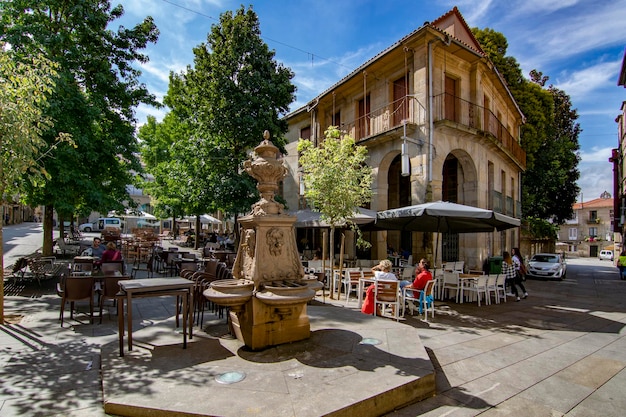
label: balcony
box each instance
[335,94,525,168]
[432,93,526,168]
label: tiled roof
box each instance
[573,197,613,210]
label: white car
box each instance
[599,250,614,261]
[527,253,566,280]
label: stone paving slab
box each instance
[101,304,435,417]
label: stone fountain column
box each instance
[205,131,320,350]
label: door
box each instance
[445,76,457,122]
[357,95,370,140]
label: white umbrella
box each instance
[291,208,376,228]
[184,214,221,224]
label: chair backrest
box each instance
[73,259,94,272]
[63,276,95,300]
[179,261,199,273]
[307,260,323,272]
[443,271,459,285]
[486,274,498,287]
[495,273,506,286]
[101,261,124,275]
[401,266,416,280]
[475,275,487,288]
[101,275,130,298]
[423,279,436,297]
[374,280,399,302]
[344,268,361,283]
[360,270,377,282]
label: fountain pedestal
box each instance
[204,132,316,350]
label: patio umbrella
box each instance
[184,214,221,225]
[374,201,520,233]
[291,207,377,228]
[371,201,520,271]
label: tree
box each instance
[0,45,69,320]
[472,28,581,230]
[163,5,296,220]
[298,127,373,299]
[0,0,159,254]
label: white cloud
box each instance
[553,60,621,99]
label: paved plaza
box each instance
[1,223,626,416]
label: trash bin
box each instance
[488,256,503,274]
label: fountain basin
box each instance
[204,279,254,308]
[255,281,315,306]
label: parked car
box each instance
[599,250,614,261]
[78,217,123,232]
[526,253,566,280]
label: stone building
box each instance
[612,48,626,252]
[281,7,525,271]
[556,193,616,258]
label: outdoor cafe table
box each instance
[116,277,194,357]
[458,273,481,303]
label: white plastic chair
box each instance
[442,271,460,302]
[495,273,507,303]
[463,275,488,306]
[342,268,362,305]
[486,274,499,304]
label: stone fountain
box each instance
[204,131,322,350]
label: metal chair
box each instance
[57,275,95,326]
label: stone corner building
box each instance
[281,7,525,272]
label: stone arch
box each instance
[442,148,479,206]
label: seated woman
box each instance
[403,258,432,314]
[361,260,397,314]
[101,242,122,263]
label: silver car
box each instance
[527,253,566,280]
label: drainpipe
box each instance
[427,34,451,182]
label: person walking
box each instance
[502,251,522,302]
[511,247,528,299]
[617,250,626,280]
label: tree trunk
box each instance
[43,205,54,256]
[1,222,5,322]
[193,214,202,250]
[329,226,335,299]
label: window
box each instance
[392,75,408,126]
[589,227,597,238]
[357,95,370,139]
[568,228,577,240]
[300,126,311,141]
[589,210,598,222]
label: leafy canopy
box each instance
[160,5,296,217]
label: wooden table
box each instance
[117,277,194,356]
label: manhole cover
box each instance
[215,371,246,384]
[360,338,382,345]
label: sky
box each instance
[114,0,626,204]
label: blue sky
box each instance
[115,0,626,203]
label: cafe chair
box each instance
[421,279,437,322]
[486,274,499,304]
[494,273,507,303]
[442,271,460,302]
[463,275,489,306]
[101,260,124,275]
[99,275,130,323]
[342,268,362,305]
[72,258,94,273]
[57,275,95,326]
[373,280,401,321]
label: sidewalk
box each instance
[1,256,625,416]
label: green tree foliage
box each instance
[472,27,581,230]
[162,5,296,218]
[0,0,159,253]
[298,127,373,298]
[0,44,69,319]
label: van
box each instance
[599,250,614,261]
[78,217,123,232]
